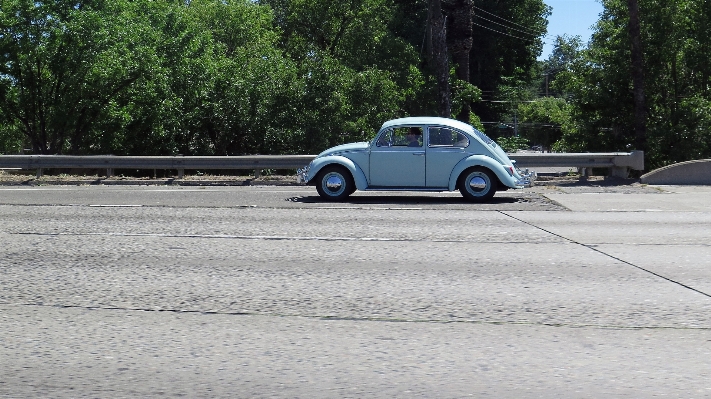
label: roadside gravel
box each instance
[0,170,660,194]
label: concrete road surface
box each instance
[1,183,710,398]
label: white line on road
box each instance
[89,204,144,207]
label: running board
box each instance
[364,187,451,192]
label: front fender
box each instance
[448,155,519,191]
[308,155,369,190]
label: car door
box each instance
[426,126,470,187]
[369,126,426,187]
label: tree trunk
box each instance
[628,0,646,153]
[444,0,473,123]
[429,0,451,118]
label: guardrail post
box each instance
[577,167,592,177]
[254,169,261,179]
[176,154,184,179]
[36,168,43,178]
[105,155,114,177]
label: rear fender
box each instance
[448,155,518,191]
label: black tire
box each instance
[315,165,355,201]
[458,167,497,202]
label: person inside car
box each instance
[406,127,422,147]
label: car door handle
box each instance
[412,152,425,156]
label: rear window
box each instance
[428,127,469,148]
[473,129,495,146]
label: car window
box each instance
[377,126,423,147]
[428,127,469,148]
[473,128,495,146]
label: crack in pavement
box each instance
[0,202,429,210]
[2,302,709,331]
[499,211,711,299]
[11,231,555,244]
[8,231,708,247]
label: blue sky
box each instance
[539,0,604,60]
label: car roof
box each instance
[380,117,474,133]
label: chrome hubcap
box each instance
[322,172,346,196]
[468,175,487,192]
[326,175,343,191]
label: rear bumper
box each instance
[515,168,537,188]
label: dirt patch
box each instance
[530,175,660,194]
[0,170,300,186]
[1,170,653,192]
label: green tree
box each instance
[468,0,549,133]
[517,97,572,151]
[259,0,428,152]
[0,119,24,154]
[443,0,473,122]
[627,0,646,152]
[91,0,300,156]
[0,0,551,158]
[180,0,302,155]
[428,0,452,117]
[0,0,158,154]
[554,0,711,167]
[540,35,583,97]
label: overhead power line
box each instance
[473,5,541,35]
[473,22,545,43]
[475,14,541,38]
[472,5,556,42]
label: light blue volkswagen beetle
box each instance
[297,117,536,201]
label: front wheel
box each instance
[458,167,497,202]
[315,166,354,201]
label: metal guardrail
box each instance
[0,155,316,178]
[509,151,644,177]
[0,151,643,179]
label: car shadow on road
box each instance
[287,195,519,205]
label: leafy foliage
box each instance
[496,135,529,153]
[551,0,711,168]
[0,0,156,154]
[517,97,572,151]
[468,0,550,134]
[0,0,551,156]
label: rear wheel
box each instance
[315,165,354,201]
[458,167,496,202]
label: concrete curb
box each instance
[640,159,711,185]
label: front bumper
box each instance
[296,164,310,184]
